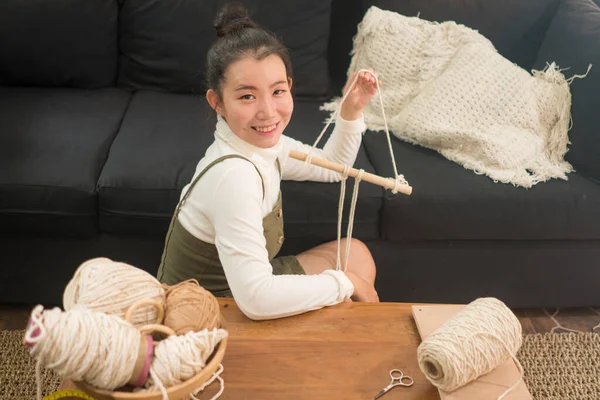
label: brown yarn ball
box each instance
[162,279,220,335]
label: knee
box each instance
[349,238,371,256]
[348,239,376,282]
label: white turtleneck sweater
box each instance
[178,113,366,320]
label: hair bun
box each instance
[214,2,259,39]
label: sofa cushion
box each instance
[98,92,382,240]
[118,0,333,99]
[363,132,600,241]
[362,0,562,70]
[0,0,119,89]
[97,91,214,236]
[533,0,600,183]
[0,87,131,236]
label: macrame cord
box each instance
[335,165,350,271]
[305,69,407,271]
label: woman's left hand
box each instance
[340,68,381,121]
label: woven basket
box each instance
[73,299,228,400]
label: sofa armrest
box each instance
[534,0,600,183]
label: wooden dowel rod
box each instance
[289,150,412,195]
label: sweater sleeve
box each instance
[279,113,366,182]
[209,159,354,320]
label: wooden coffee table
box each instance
[204,298,439,399]
[60,299,439,399]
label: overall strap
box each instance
[276,158,282,178]
[159,154,264,279]
[175,154,265,217]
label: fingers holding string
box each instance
[359,68,382,91]
[345,68,382,94]
[343,71,360,95]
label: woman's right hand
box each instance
[345,271,379,302]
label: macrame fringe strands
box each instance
[289,68,411,271]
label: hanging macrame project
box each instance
[288,69,413,272]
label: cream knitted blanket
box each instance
[324,6,585,188]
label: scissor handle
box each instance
[390,369,414,387]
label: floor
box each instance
[1,303,599,334]
[515,307,600,334]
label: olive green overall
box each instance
[157,155,304,297]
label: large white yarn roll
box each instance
[417,297,523,397]
[63,257,165,327]
[143,328,229,400]
[25,305,140,393]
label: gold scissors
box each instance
[373,369,414,399]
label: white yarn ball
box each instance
[26,305,140,391]
[63,257,165,327]
[417,297,523,393]
[144,328,228,397]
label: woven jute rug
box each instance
[2,330,599,400]
[517,332,600,399]
[0,330,61,400]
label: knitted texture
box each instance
[324,6,576,188]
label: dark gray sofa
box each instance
[1,0,599,308]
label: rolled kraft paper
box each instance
[128,334,154,387]
[163,280,221,335]
[417,297,523,392]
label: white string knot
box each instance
[342,165,350,180]
[391,175,408,194]
[356,169,365,182]
[305,154,313,165]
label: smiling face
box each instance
[206,53,294,149]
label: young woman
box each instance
[157,3,380,320]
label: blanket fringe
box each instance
[532,62,591,174]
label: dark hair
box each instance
[206,2,293,99]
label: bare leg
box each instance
[296,238,376,286]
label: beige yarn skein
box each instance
[163,279,221,335]
[417,297,523,395]
[63,257,166,327]
[24,305,145,393]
